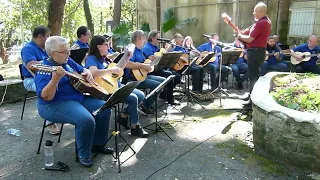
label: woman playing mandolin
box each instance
[35,36,114,168]
[84,35,149,137]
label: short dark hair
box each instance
[77,26,89,38]
[147,30,160,42]
[268,36,275,40]
[32,25,51,38]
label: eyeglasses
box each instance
[100,43,109,46]
[54,50,70,55]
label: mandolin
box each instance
[32,64,109,100]
[95,44,135,94]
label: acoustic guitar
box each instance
[291,52,320,65]
[265,49,291,61]
[32,64,109,100]
[173,54,189,71]
[132,55,162,81]
[95,43,135,94]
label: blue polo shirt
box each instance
[292,44,319,66]
[21,41,48,78]
[233,43,246,64]
[35,57,84,104]
[173,46,187,54]
[143,42,159,58]
[125,47,146,79]
[72,39,89,49]
[197,42,221,65]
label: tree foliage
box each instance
[162,8,197,34]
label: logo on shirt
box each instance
[66,64,74,73]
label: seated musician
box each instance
[260,36,288,76]
[230,37,248,89]
[197,33,231,90]
[35,36,113,168]
[124,30,166,113]
[20,25,59,135]
[273,35,282,46]
[142,30,180,105]
[84,35,148,137]
[180,35,205,93]
[290,35,320,74]
[71,26,90,50]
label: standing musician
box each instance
[35,36,113,168]
[71,26,91,50]
[84,35,148,137]
[197,33,230,91]
[142,30,180,105]
[124,30,166,113]
[260,36,288,76]
[290,35,320,74]
[182,36,205,93]
[20,25,60,135]
[230,36,248,89]
[235,2,271,107]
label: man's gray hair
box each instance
[131,30,146,43]
[45,36,68,56]
[147,30,160,42]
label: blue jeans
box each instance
[120,84,145,125]
[260,61,288,76]
[38,96,111,158]
[231,63,248,83]
[135,75,165,108]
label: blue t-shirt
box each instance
[197,42,221,65]
[71,39,89,49]
[142,42,159,58]
[21,41,49,78]
[125,47,146,79]
[35,57,84,104]
[292,44,320,66]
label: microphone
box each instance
[157,38,171,42]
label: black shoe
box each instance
[131,125,149,138]
[91,145,114,154]
[241,95,251,101]
[117,115,130,129]
[237,82,244,89]
[79,158,93,168]
[243,100,252,109]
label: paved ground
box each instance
[0,86,315,180]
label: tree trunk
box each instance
[83,0,94,35]
[277,0,290,44]
[112,0,122,30]
[47,0,66,35]
[156,0,161,31]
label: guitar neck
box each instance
[150,56,162,66]
[306,53,320,58]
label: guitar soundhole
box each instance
[302,55,306,58]
[111,73,118,78]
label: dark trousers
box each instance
[247,48,266,93]
[149,69,176,103]
[295,65,320,74]
[178,65,204,93]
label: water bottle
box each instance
[44,140,54,167]
[7,128,21,136]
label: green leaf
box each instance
[162,17,178,33]
[140,22,150,34]
[162,8,174,22]
[175,17,197,30]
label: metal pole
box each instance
[20,0,24,46]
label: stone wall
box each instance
[252,105,320,172]
[0,79,35,104]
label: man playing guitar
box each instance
[234,2,271,108]
[260,36,288,76]
[84,35,149,137]
[197,33,231,91]
[142,30,180,105]
[290,35,320,74]
[20,26,60,135]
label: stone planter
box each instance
[251,72,320,172]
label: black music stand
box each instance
[93,81,140,173]
[180,56,206,109]
[144,75,175,141]
[69,48,89,66]
[211,50,242,106]
[154,52,182,72]
[197,52,216,66]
